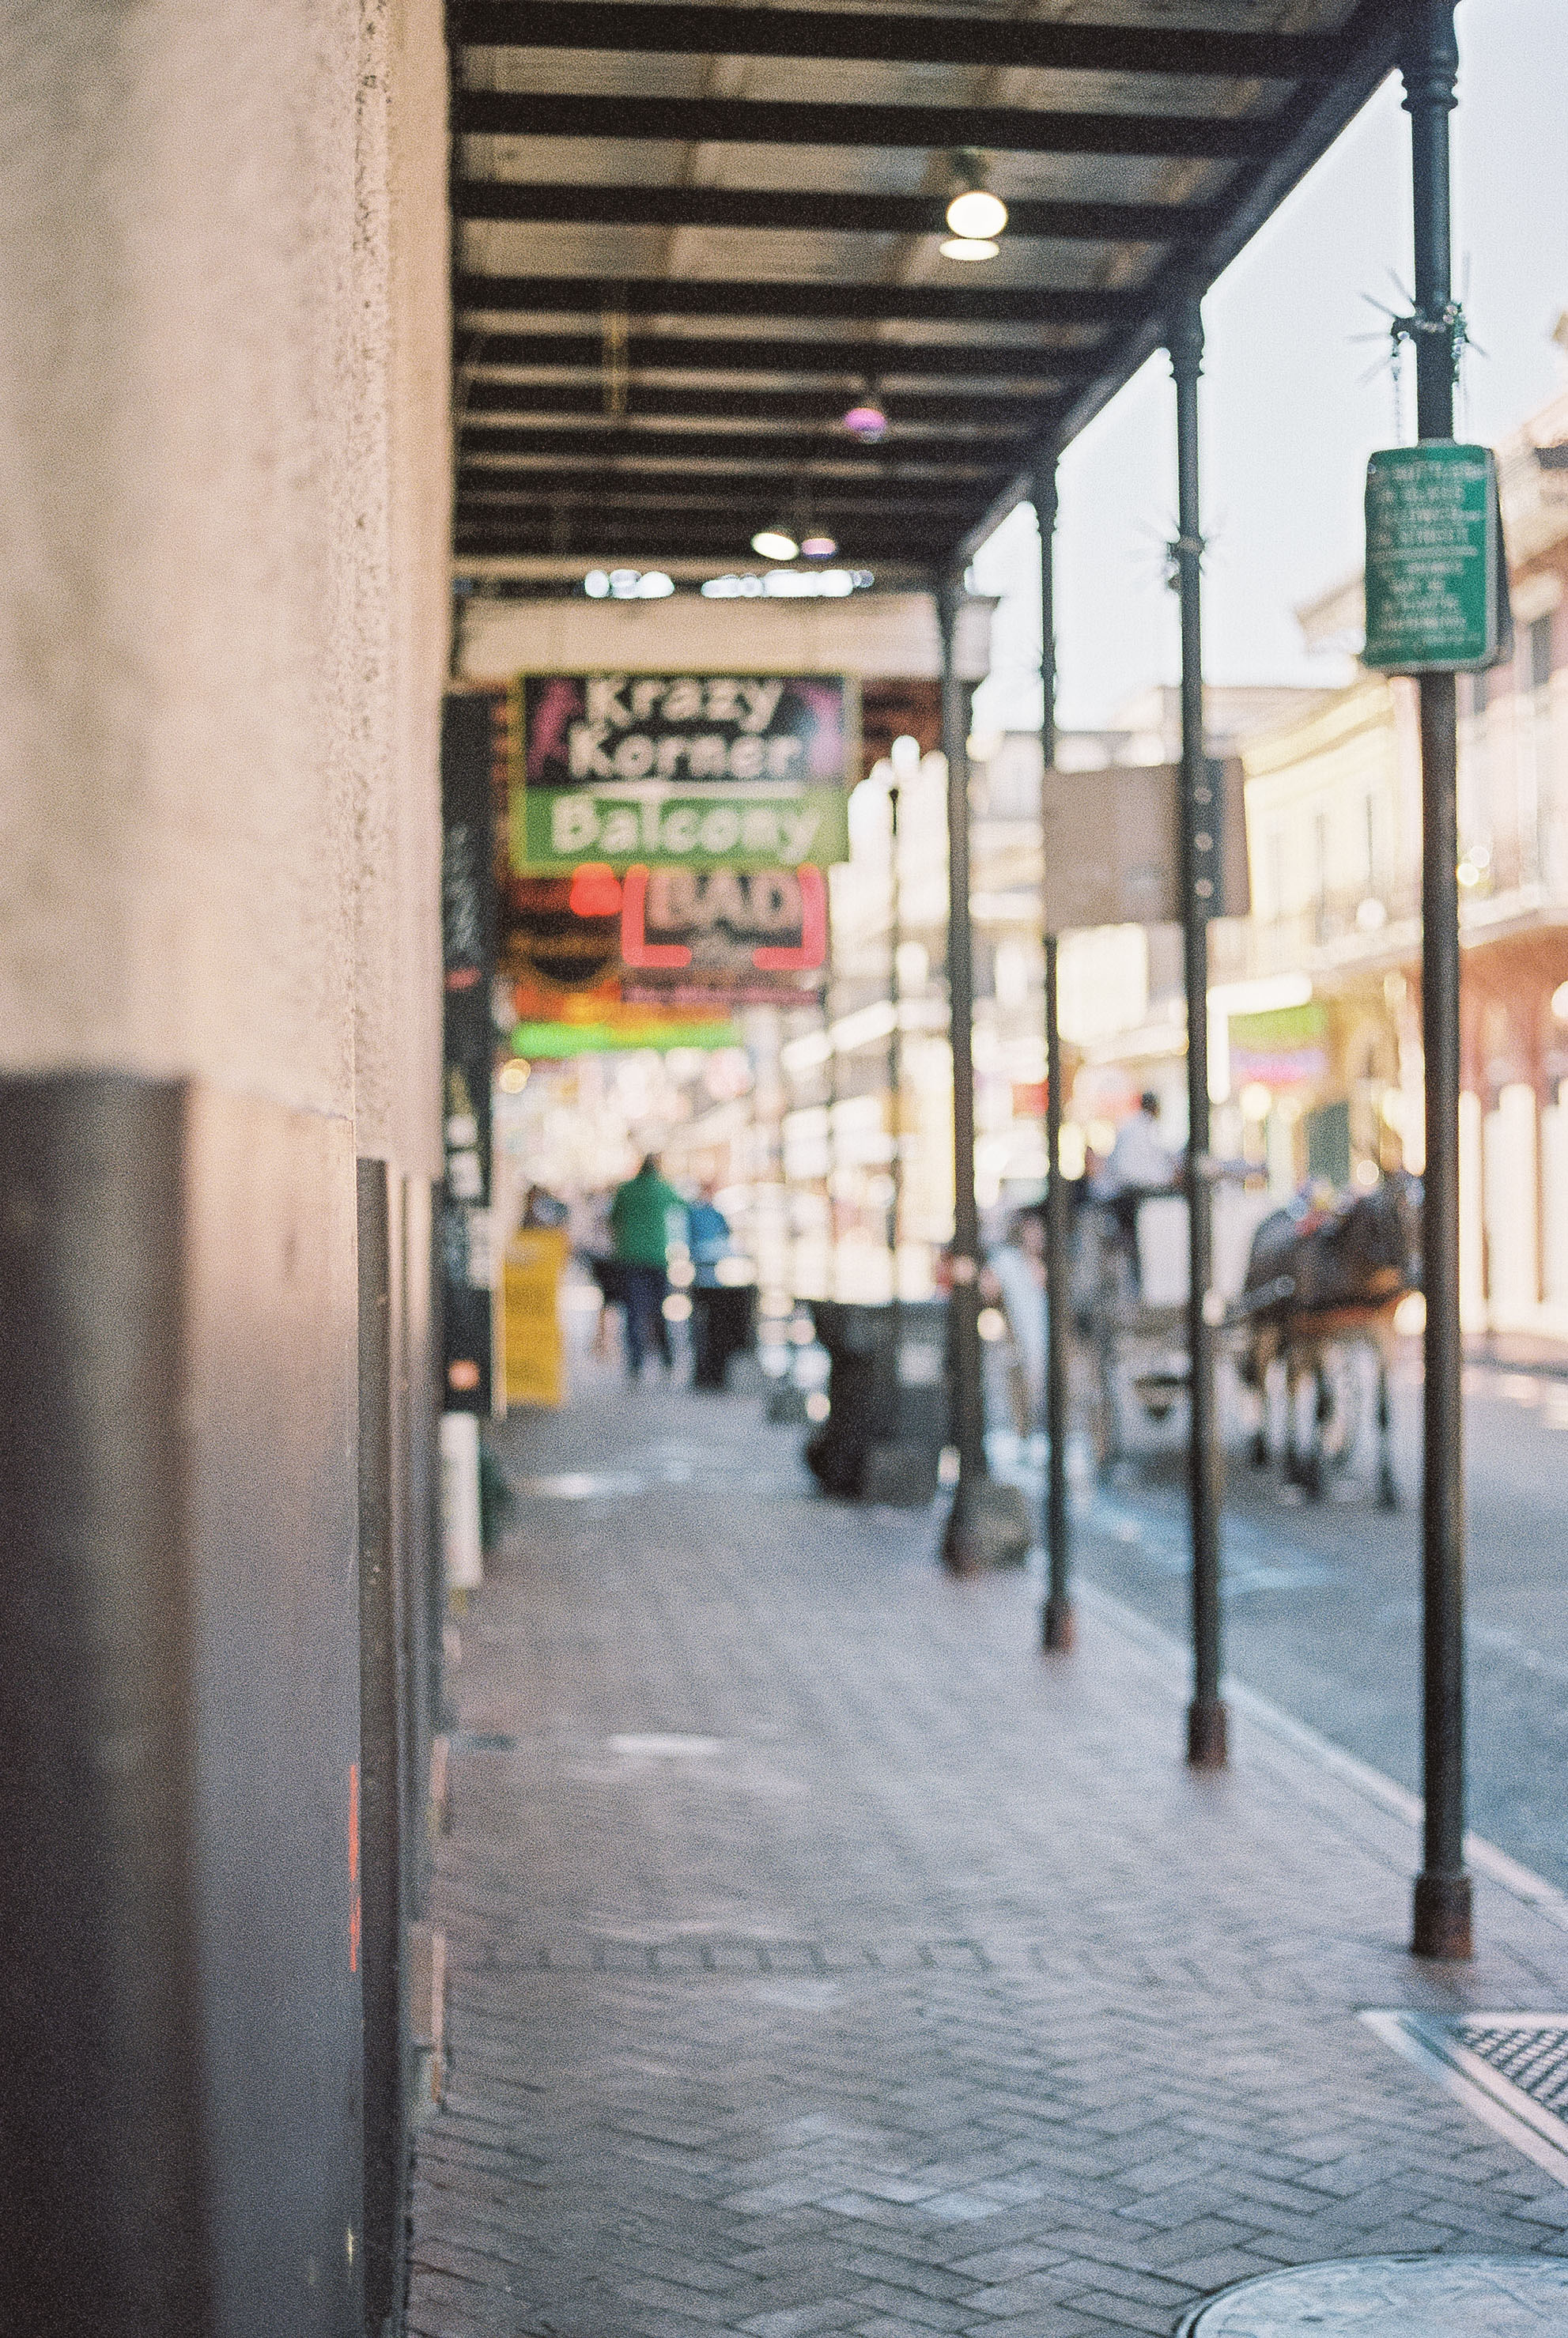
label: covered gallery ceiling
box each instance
[449,1,1406,584]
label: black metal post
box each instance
[937,580,1030,1570]
[939,579,989,1559]
[1169,295,1227,1770]
[357,1158,410,2338]
[1034,459,1074,1652]
[1404,0,1472,1962]
[886,781,904,1287]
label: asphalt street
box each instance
[1066,1350,1568,1895]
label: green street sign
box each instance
[1363,441,1510,674]
[518,785,849,872]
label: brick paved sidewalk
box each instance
[408,1377,1568,2338]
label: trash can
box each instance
[690,1280,757,1388]
[803,1298,948,1505]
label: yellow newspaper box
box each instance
[504,1226,569,1407]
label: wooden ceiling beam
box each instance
[455,271,1127,325]
[455,88,1273,159]
[455,328,1086,382]
[452,179,1216,244]
[461,422,1030,463]
[452,4,1348,82]
[461,378,1059,425]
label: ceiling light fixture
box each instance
[942,155,1007,264]
[800,533,837,557]
[945,187,1008,240]
[751,527,799,560]
[842,402,887,444]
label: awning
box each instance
[449,2,1404,585]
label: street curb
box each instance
[1071,1574,1568,1936]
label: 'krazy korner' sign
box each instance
[511,671,854,870]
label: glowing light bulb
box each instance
[842,403,887,444]
[945,187,1007,240]
[751,527,799,560]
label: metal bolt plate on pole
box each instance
[1169,295,1227,1771]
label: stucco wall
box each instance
[459,591,950,683]
[0,0,448,1173]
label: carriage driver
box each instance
[1094,1092,1176,1281]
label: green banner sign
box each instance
[1363,441,1509,674]
[512,1017,740,1057]
[519,786,849,872]
[511,670,855,871]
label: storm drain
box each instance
[1364,2011,1568,2185]
[1177,2256,1568,2336]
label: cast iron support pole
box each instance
[886,782,903,1290]
[1034,458,1074,1651]
[1405,0,1472,1962]
[826,980,840,1296]
[939,575,989,1564]
[1170,293,1227,1770]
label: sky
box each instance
[969,0,1568,737]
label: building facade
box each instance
[1234,380,1568,1328]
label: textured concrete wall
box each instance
[0,0,448,1172]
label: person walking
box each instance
[610,1153,686,1382]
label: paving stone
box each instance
[407,1378,1568,2338]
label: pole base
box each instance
[941,1479,1031,1575]
[1041,1596,1075,1653]
[1187,1699,1229,1770]
[1412,1870,1473,1960]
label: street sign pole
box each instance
[1404,0,1472,1962]
[1033,458,1074,1652]
[1169,293,1227,1771]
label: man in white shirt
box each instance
[1101,1093,1173,1198]
[1096,1093,1175,1283]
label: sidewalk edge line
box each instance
[1071,1577,1568,1935]
[1360,2010,1568,2190]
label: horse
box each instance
[1236,1172,1422,1507]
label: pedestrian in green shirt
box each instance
[610,1154,686,1381]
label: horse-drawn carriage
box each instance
[1075,1170,1423,1505]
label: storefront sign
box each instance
[512,1012,742,1057]
[1363,442,1512,674]
[512,671,855,870]
[621,864,827,1004]
[1229,1002,1328,1091]
[501,860,828,1008]
[1039,760,1249,932]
